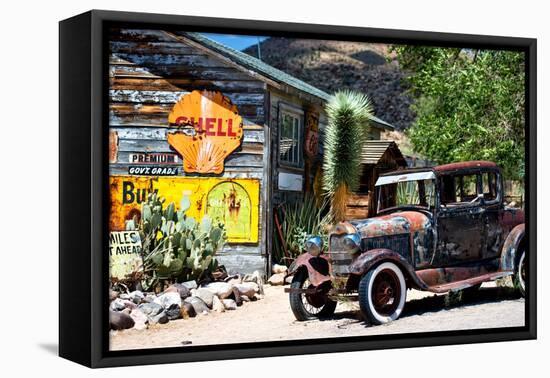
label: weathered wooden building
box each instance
[108,28,394,274]
[346,140,407,219]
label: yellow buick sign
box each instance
[109,176,260,243]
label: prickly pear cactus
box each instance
[129,193,226,290]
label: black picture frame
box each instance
[59,9,537,368]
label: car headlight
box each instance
[305,236,323,257]
[342,233,361,251]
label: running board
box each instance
[427,271,512,293]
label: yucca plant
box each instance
[323,91,373,222]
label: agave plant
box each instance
[126,192,226,291]
[273,194,332,264]
[323,91,374,222]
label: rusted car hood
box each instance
[349,211,432,238]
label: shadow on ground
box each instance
[318,285,522,326]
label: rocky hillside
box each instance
[243,38,414,131]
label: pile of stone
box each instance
[109,271,264,331]
[267,264,291,286]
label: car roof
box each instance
[379,160,500,177]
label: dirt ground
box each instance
[110,282,525,351]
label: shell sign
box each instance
[167,90,244,174]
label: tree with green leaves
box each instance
[323,91,373,222]
[393,46,525,180]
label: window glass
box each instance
[377,179,435,212]
[279,111,302,166]
[482,172,497,201]
[442,173,480,206]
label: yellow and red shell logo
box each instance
[167,90,244,174]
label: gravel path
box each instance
[110,282,525,350]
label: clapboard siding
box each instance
[110,78,265,92]
[109,28,176,42]
[110,41,200,54]
[108,28,270,273]
[109,104,264,127]
[112,127,265,144]
[110,64,256,81]
[110,89,264,105]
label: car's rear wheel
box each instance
[359,262,407,325]
[513,248,526,297]
[289,269,336,321]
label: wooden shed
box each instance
[346,140,407,219]
[107,28,393,275]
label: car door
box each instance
[481,170,504,260]
[435,172,485,266]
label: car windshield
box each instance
[376,173,436,212]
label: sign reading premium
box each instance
[109,230,143,280]
[167,90,244,174]
[128,153,179,165]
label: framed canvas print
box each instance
[59,10,537,368]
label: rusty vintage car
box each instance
[285,161,526,324]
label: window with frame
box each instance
[440,173,481,206]
[279,107,303,167]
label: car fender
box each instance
[500,223,525,272]
[285,253,332,287]
[348,248,429,290]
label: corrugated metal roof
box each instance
[360,140,405,165]
[180,32,394,130]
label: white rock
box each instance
[194,288,215,308]
[203,282,234,299]
[243,271,265,295]
[110,298,126,311]
[272,264,288,274]
[268,273,285,286]
[155,292,182,320]
[129,308,148,330]
[181,280,198,290]
[212,295,225,313]
[222,299,237,310]
[155,292,182,308]
[234,282,258,298]
[110,298,136,311]
[129,290,145,304]
[226,275,242,285]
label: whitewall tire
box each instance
[359,262,407,325]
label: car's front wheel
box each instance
[289,269,336,321]
[359,262,407,325]
[513,248,526,297]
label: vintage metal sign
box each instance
[109,176,260,243]
[109,230,143,280]
[304,111,320,158]
[167,90,244,174]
